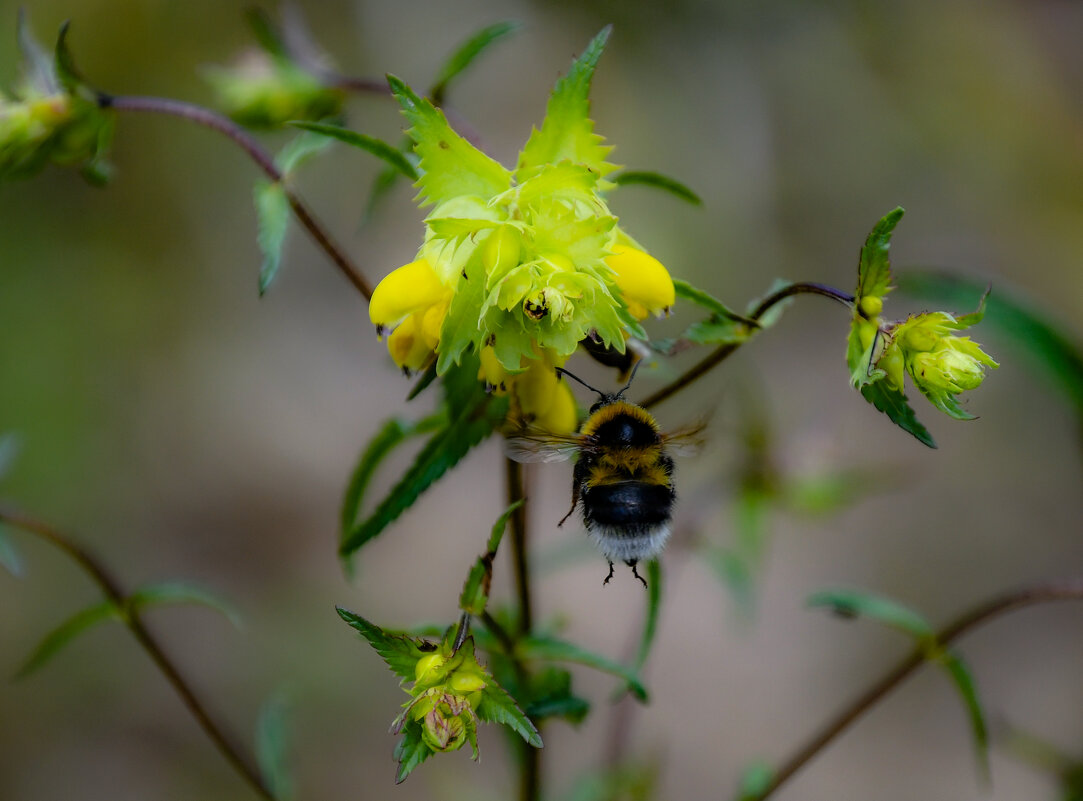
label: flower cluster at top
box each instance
[368,29,674,433]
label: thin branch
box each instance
[751,579,1083,801]
[100,93,373,300]
[640,282,855,410]
[0,507,275,801]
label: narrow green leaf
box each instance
[735,760,775,801]
[634,560,661,670]
[476,681,542,747]
[0,526,24,577]
[254,181,290,295]
[339,413,447,549]
[518,635,648,702]
[856,207,904,301]
[336,607,432,681]
[288,122,418,180]
[244,7,289,59]
[256,690,295,801]
[612,170,702,205]
[859,381,936,448]
[15,601,120,679]
[673,279,757,326]
[53,22,83,94]
[941,651,990,782]
[746,279,796,329]
[393,720,435,783]
[126,581,243,629]
[274,127,334,176]
[429,21,521,103]
[459,500,524,615]
[807,588,934,640]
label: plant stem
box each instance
[0,507,276,801]
[641,282,855,410]
[100,93,373,300]
[750,579,1083,801]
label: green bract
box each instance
[204,52,343,129]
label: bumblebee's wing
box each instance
[504,429,584,464]
[661,420,708,457]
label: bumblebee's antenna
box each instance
[616,359,642,397]
[553,366,605,398]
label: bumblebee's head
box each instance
[554,362,640,413]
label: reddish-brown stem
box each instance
[101,94,373,300]
[0,507,276,801]
[750,579,1083,800]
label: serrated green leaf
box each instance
[459,500,523,615]
[388,74,511,208]
[0,526,24,578]
[476,681,542,747]
[941,651,990,782]
[288,122,418,180]
[429,21,521,104]
[17,11,59,95]
[336,607,432,681]
[254,181,290,295]
[898,270,1083,415]
[859,380,936,448]
[807,588,934,640]
[735,760,775,801]
[125,581,243,629]
[244,7,289,60]
[612,170,702,205]
[517,27,615,181]
[856,207,904,301]
[256,690,294,801]
[393,719,435,783]
[15,601,120,679]
[518,635,648,702]
[436,256,488,375]
[339,412,447,550]
[274,127,334,176]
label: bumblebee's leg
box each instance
[558,482,580,527]
[627,560,648,589]
[602,561,615,586]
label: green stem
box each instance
[641,281,855,410]
[100,93,373,300]
[0,507,275,801]
[751,579,1083,801]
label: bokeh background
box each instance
[2,0,1082,799]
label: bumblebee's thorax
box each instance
[579,400,662,447]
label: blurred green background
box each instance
[1,0,1081,799]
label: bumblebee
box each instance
[507,367,703,586]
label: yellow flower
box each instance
[605,244,675,320]
[370,258,453,371]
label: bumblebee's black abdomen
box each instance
[584,481,673,530]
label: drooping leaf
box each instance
[336,607,433,681]
[459,500,524,615]
[339,412,447,550]
[274,127,335,176]
[256,690,295,801]
[807,588,934,640]
[0,526,24,578]
[524,667,590,725]
[429,21,521,104]
[14,601,120,679]
[476,681,543,747]
[634,560,662,671]
[125,581,243,629]
[612,170,702,205]
[518,635,648,702]
[859,381,936,448]
[388,74,511,208]
[254,181,290,295]
[516,26,616,181]
[288,122,418,180]
[393,720,435,784]
[671,279,757,345]
[735,760,775,801]
[941,652,990,781]
[856,207,904,302]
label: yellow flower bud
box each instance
[858,295,883,318]
[482,224,522,281]
[448,671,486,696]
[415,653,445,683]
[605,244,675,320]
[369,259,448,328]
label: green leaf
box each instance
[336,607,433,681]
[941,652,990,782]
[274,127,334,176]
[244,7,289,60]
[612,170,702,205]
[702,546,757,620]
[897,270,1083,415]
[518,635,648,702]
[15,601,120,679]
[393,719,435,783]
[746,279,796,329]
[673,279,757,326]
[476,681,542,747]
[429,21,521,104]
[459,500,524,615]
[254,181,290,295]
[17,10,59,95]
[388,74,511,208]
[807,588,934,640]
[256,690,295,801]
[0,526,24,578]
[856,207,904,302]
[524,667,590,725]
[288,122,418,180]
[436,256,489,375]
[859,381,936,448]
[125,581,243,629]
[735,760,775,801]
[53,22,84,94]
[339,412,447,551]
[516,26,616,181]
[634,560,662,671]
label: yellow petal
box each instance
[421,298,449,349]
[477,345,509,389]
[605,244,675,319]
[369,259,446,327]
[533,377,578,434]
[386,313,434,370]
